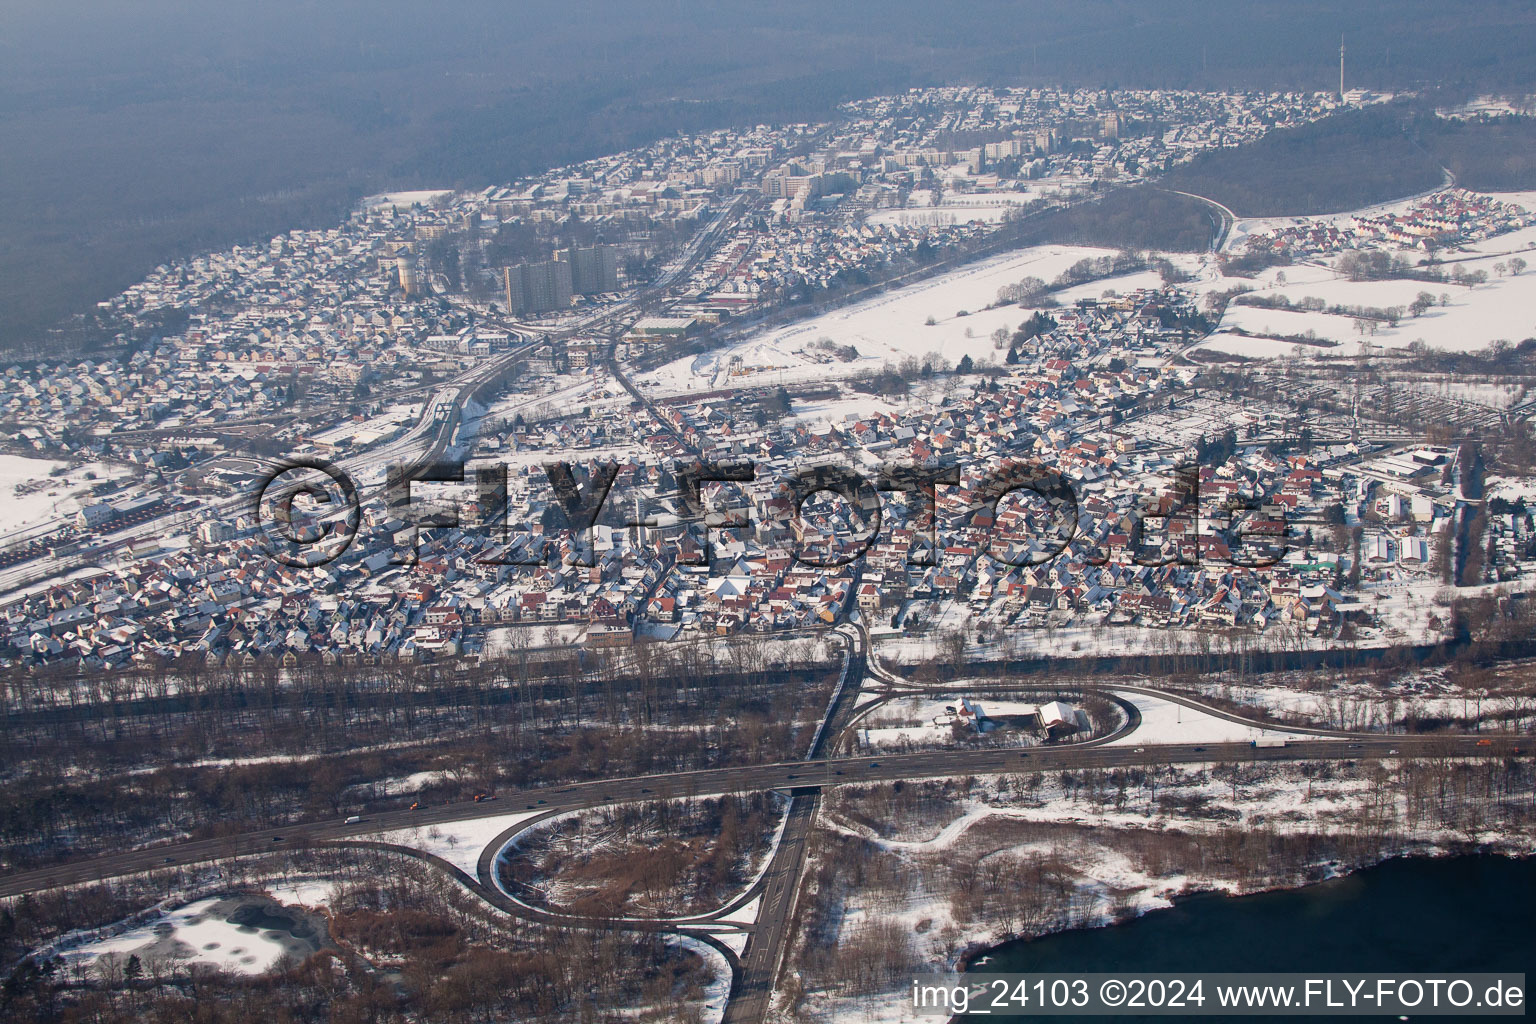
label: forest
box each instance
[1162,103,1446,217]
[1163,102,1536,218]
[6,1,1536,351]
[0,637,838,871]
[1015,186,1219,253]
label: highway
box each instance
[0,606,1523,1024]
[0,650,1522,1024]
[721,623,865,1024]
[0,733,1513,901]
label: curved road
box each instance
[1160,187,1237,253]
[3,733,1507,901]
[2,619,1525,1022]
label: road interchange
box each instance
[2,621,1527,1022]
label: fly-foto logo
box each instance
[250,456,1290,571]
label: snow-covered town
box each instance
[3,83,1535,672]
[3,51,1536,1024]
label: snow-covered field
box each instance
[483,623,590,651]
[855,688,1312,748]
[0,454,134,538]
[483,372,631,423]
[1487,474,1536,503]
[1105,690,1322,745]
[264,879,339,908]
[1214,305,1351,346]
[785,393,903,428]
[1198,269,1536,359]
[864,191,1039,228]
[876,572,1455,666]
[1050,267,1180,305]
[640,244,1120,394]
[362,189,454,210]
[1202,198,1536,359]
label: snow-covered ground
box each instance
[1106,690,1323,745]
[785,393,903,428]
[640,244,1121,394]
[342,769,454,800]
[667,934,732,1024]
[1436,96,1536,119]
[857,696,1056,749]
[483,372,631,423]
[864,191,1040,228]
[1202,200,1536,359]
[1486,474,1536,503]
[362,189,454,210]
[310,404,421,445]
[493,792,789,922]
[55,896,312,977]
[1213,305,1351,346]
[876,618,1336,665]
[1198,278,1536,358]
[483,622,590,652]
[370,810,543,877]
[1188,662,1536,734]
[264,879,339,908]
[804,755,1535,1024]
[875,572,1455,665]
[0,454,135,538]
[715,895,762,927]
[1050,267,1182,305]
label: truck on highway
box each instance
[1253,737,1289,748]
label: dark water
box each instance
[969,855,1533,1021]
